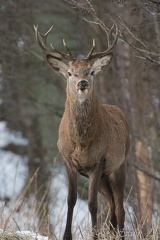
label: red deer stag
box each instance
[34,22,130,240]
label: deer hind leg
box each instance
[99,176,117,236]
[63,164,77,240]
[109,164,126,239]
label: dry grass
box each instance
[0,229,160,240]
[80,224,160,240]
[0,170,159,240]
[0,201,160,240]
[0,232,34,240]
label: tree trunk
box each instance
[135,140,154,235]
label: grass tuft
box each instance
[0,232,34,240]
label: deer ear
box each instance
[46,54,68,77]
[92,53,113,75]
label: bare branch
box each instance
[118,17,160,65]
[118,18,149,51]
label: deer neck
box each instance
[65,92,100,146]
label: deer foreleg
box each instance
[63,165,77,240]
[88,157,105,240]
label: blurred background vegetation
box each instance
[0,0,160,238]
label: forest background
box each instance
[0,0,160,239]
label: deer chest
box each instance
[70,145,104,174]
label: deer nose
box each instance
[77,80,89,90]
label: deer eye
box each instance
[90,71,94,76]
[68,72,72,76]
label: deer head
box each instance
[34,23,118,101]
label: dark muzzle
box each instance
[77,80,89,90]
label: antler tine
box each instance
[85,39,96,59]
[50,42,73,60]
[103,22,118,49]
[86,21,119,60]
[63,39,74,60]
[34,25,51,52]
[50,41,74,60]
[34,25,74,60]
[108,22,119,49]
[43,25,53,45]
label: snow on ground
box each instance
[0,150,28,200]
[0,121,28,201]
[16,231,49,240]
[0,229,49,240]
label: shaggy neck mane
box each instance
[65,93,100,146]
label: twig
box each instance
[78,225,84,239]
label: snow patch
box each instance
[0,121,28,148]
[0,121,28,200]
[0,229,49,240]
[16,231,49,240]
[0,150,28,200]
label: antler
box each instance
[86,21,119,60]
[34,25,74,60]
